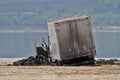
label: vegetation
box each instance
[0,0,120,29]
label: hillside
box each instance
[0,0,120,29]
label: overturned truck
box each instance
[47,16,96,65]
[13,16,96,66]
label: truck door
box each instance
[55,21,75,59]
[74,19,94,56]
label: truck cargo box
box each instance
[48,16,96,62]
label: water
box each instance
[0,31,120,58]
[0,32,48,58]
[94,32,120,58]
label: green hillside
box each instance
[0,0,120,29]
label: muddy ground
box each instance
[0,58,120,80]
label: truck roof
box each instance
[52,16,90,23]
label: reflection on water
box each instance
[0,32,119,58]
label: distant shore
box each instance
[0,29,120,33]
[93,29,120,32]
[0,29,48,33]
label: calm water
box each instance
[0,32,48,58]
[0,32,120,58]
[94,32,120,58]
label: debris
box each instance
[95,59,120,65]
[13,55,54,66]
[12,58,120,66]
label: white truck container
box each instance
[48,16,96,65]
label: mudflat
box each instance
[0,58,120,80]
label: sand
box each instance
[0,58,120,80]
